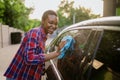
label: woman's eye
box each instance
[48,22,53,24]
[48,22,57,25]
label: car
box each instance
[45,16,120,80]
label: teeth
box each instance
[49,29,54,31]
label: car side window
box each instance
[90,30,120,80]
[57,29,92,51]
[48,29,92,55]
[53,29,94,80]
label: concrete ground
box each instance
[0,44,20,80]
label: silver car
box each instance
[45,16,120,80]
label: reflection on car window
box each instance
[49,29,91,60]
[52,29,95,80]
[90,30,120,80]
[57,29,92,51]
[96,31,120,72]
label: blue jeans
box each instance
[6,78,14,80]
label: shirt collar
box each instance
[40,26,47,41]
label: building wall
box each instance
[1,25,9,48]
[0,23,24,48]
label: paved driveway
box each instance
[0,44,20,80]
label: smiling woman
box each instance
[3,10,66,80]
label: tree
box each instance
[0,0,4,22]
[0,0,33,31]
[57,10,68,28]
[57,0,74,27]
[116,8,120,16]
[57,0,100,28]
[24,19,41,32]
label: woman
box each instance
[4,10,66,80]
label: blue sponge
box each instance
[58,35,75,59]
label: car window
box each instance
[57,29,92,51]
[47,28,103,80]
[90,30,120,80]
[80,29,104,80]
[48,29,92,55]
[56,29,92,80]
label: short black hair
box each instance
[42,10,57,22]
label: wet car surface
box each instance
[45,16,120,80]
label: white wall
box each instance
[0,23,24,48]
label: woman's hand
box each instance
[44,40,66,61]
[56,41,66,53]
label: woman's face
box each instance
[43,15,58,34]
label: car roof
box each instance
[74,16,120,26]
[69,16,120,27]
[59,16,120,35]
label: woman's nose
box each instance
[51,24,57,30]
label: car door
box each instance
[45,27,103,80]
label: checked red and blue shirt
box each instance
[4,27,47,80]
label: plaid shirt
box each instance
[4,27,47,80]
